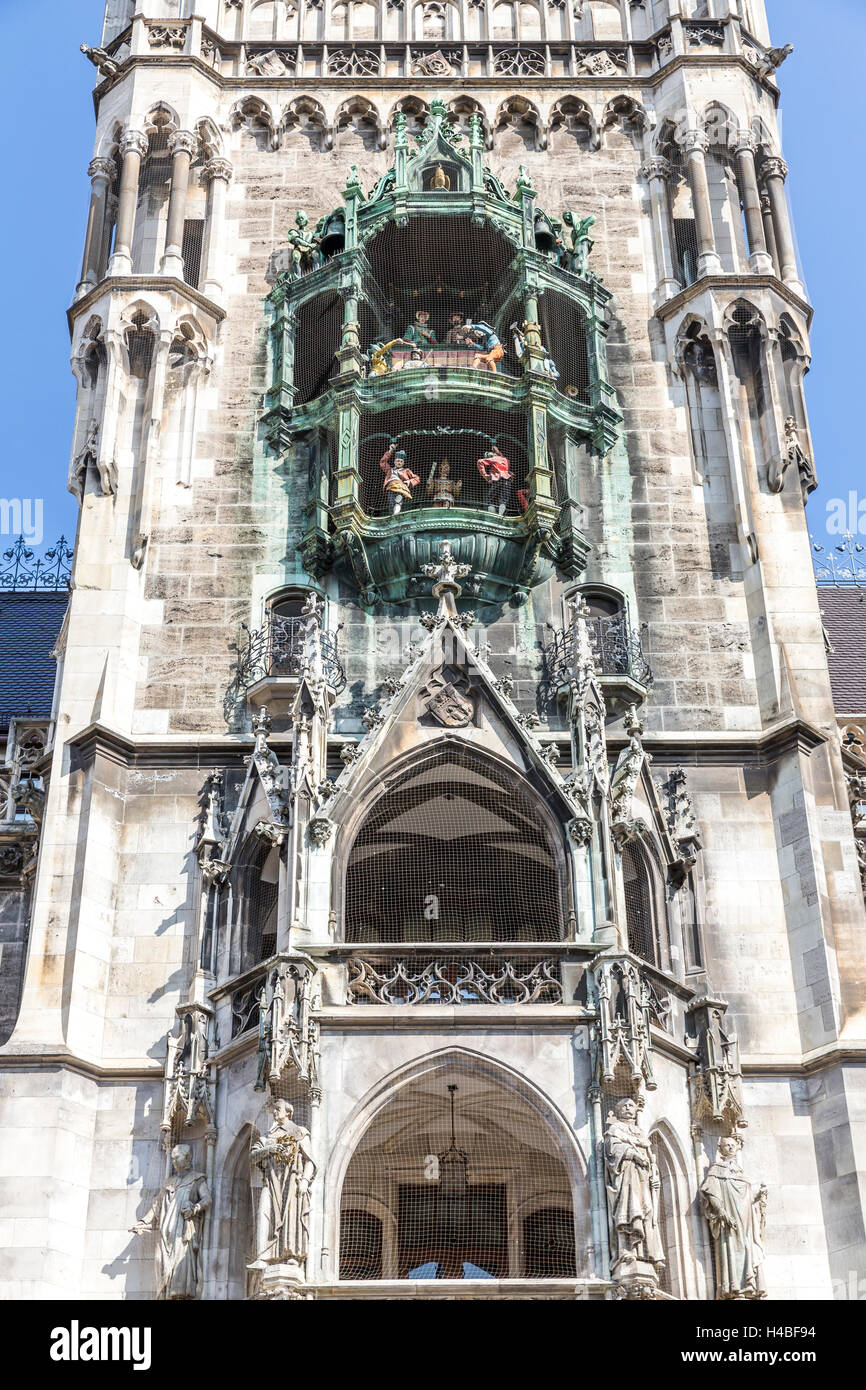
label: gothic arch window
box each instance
[248,0,279,40]
[124,307,157,380]
[343,748,566,943]
[491,2,517,39]
[134,113,174,273]
[548,97,597,153]
[337,1056,582,1280]
[231,833,279,974]
[224,1126,257,1299]
[650,1129,696,1299]
[703,105,749,275]
[727,300,770,477]
[587,0,623,40]
[621,839,664,966]
[391,95,430,140]
[412,1,460,41]
[283,96,329,149]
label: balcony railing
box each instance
[347,948,564,1006]
[543,610,652,693]
[225,611,346,716]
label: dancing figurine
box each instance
[477,449,513,515]
[426,458,462,508]
[379,443,421,516]
[368,339,406,376]
[469,322,505,372]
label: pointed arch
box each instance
[230,95,278,150]
[218,1123,257,1301]
[326,1046,590,1282]
[494,94,545,152]
[143,101,179,136]
[334,95,386,151]
[548,96,599,153]
[282,94,330,149]
[601,94,649,141]
[650,1119,703,1300]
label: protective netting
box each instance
[621,841,657,966]
[232,837,279,973]
[339,1069,578,1280]
[354,401,536,516]
[666,150,699,288]
[181,216,205,289]
[344,749,564,943]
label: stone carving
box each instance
[684,22,725,47]
[201,37,220,66]
[688,996,745,1130]
[256,957,319,1094]
[250,1098,316,1272]
[743,41,793,78]
[147,24,186,49]
[411,49,460,75]
[246,48,296,76]
[846,770,866,895]
[576,49,626,76]
[421,669,476,727]
[769,415,816,501]
[659,765,703,884]
[163,1004,214,1130]
[328,47,381,76]
[348,953,562,1005]
[493,48,545,77]
[701,1137,768,1300]
[131,1145,211,1300]
[80,44,120,77]
[656,32,672,59]
[592,956,658,1093]
[610,706,648,846]
[308,815,333,845]
[604,1099,665,1280]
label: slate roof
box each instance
[0,591,68,731]
[818,586,866,714]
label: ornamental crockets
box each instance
[254,955,320,1098]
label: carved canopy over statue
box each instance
[701,1137,768,1300]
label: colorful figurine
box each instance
[426,458,462,508]
[379,444,421,516]
[403,309,437,348]
[446,312,474,346]
[510,321,560,380]
[469,322,505,372]
[368,339,406,375]
[402,348,427,370]
[477,449,513,515]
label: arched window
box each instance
[621,840,660,965]
[338,1058,580,1280]
[232,834,279,973]
[344,749,565,942]
[589,0,623,39]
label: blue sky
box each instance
[0,0,860,549]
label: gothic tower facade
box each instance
[1,0,864,1301]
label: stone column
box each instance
[760,156,805,296]
[201,157,233,300]
[160,129,197,278]
[76,157,116,298]
[108,129,147,276]
[760,191,779,274]
[640,156,681,301]
[732,131,773,275]
[682,130,722,278]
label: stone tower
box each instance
[1,0,864,1302]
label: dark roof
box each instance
[0,591,68,730]
[819,586,866,714]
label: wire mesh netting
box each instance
[181,216,205,289]
[339,1070,578,1280]
[345,749,564,942]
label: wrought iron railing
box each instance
[812,533,866,588]
[0,535,73,592]
[544,610,652,691]
[226,611,346,713]
[347,951,563,1005]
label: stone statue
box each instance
[250,1098,316,1270]
[603,1098,665,1276]
[701,1136,768,1300]
[131,1144,211,1300]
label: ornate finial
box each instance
[421,540,472,617]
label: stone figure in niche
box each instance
[603,1098,665,1275]
[379,444,421,515]
[250,1098,316,1268]
[561,210,595,275]
[368,339,406,375]
[286,211,321,278]
[426,458,462,508]
[130,1144,211,1300]
[477,449,512,514]
[701,1136,768,1300]
[468,321,505,372]
[403,308,437,347]
[446,312,474,346]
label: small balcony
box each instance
[224,610,346,721]
[543,610,652,712]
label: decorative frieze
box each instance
[347,952,563,1006]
